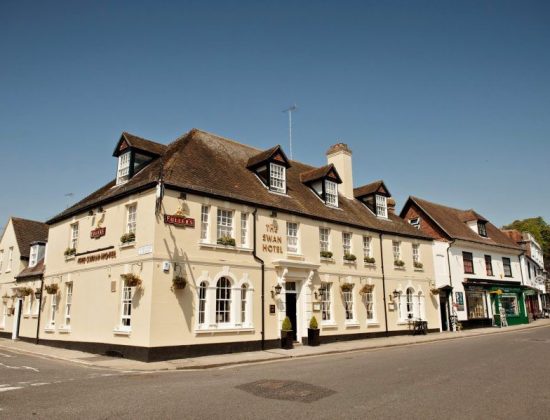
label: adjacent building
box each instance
[33,129,439,361]
[0,217,49,339]
[401,197,527,330]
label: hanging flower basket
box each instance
[341,283,354,292]
[359,284,375,295]
[19,287,33,297]
[45,284,59,295]
[122,273,142,288]
[430,288,440,295]
[2,294,10,304]
[172,276,187,291]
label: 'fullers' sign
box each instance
[90,227,106,239]
[164,215,195,227]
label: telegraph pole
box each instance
[282,104,297,160]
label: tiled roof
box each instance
[404,196,521,250]
[11,218,49,258]
[246,145,287,168]
[300,164,341,184]
[118,132,167,157]
[354,180,387,198]
[16,258,45,279]
[47,129,431,240]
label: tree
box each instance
[502,217,550,272]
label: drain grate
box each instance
[237,379,336,403]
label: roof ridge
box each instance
[11,216,47,225]
[411,196,467,213]
[189,128,264,152]
[122,131,166,148]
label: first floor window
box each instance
[198,282,207,325]
[342,232,352,256]
[241,284,248,324]
[319,228,330,253]
[502,257,512,277]
[64,283,73,327]
[393,241,401,262]
[120,284,133,329]
[126,204,137,234]
[362,236,372,258]
[321,282,332,321]
[485,255,493,276]
[49,294,57,328]
[463,252,474,274]
[287,222,299,254]
[466,291,486,319]
[217,209,233,240]
[343,286,354,320]
[412,244,420,263]
[216,277,231,323]
[240,213,249,247]
[200,206,209,241]
[364,291,374,320]
[70,224,79,250]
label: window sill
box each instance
[64,256,75,262]
[113,328,131,336]
[44,327,55,333]
[32,314,39,319]
[321,322,338,329]
[364,263,376,268]
[366,321,380,326]
[58,327,71,334]
[195,327,255,334]
[23,314,31,318]
[320,257,335,263]
[287,253,304,260]
[345,322,360,328]
[414,268,424,272]
[119,242,136,249]
[199,242,253,253]
[343,260,357,265]
[394,266,406,271]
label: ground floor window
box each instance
[1,303,6,328]
[343,287,354,321]
[321,282,332,322]
[216,277,231,324]
[198,282,207,325]
[49,294,57,328]
[466,291,487,319]
[120,284,133,330]
[364,291,375,321]
[500,294,519,316]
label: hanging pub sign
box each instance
[164,214,195,227]
[90,227,107,239]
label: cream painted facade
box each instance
[39,187,439,361]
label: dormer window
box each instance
[269,163,286,193]
[325,180,338,207]
[29,242,46,268]
[376,195,388,218]
[117,151,131,185]
[477,221,487,237]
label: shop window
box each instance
[321,282,332,322]
[466,291,486,319]
[502,257,512,277]
[463,252,474,274]
[500,294,519,316]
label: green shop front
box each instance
[463,279,528,327]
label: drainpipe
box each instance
[252,208,265,350]
[378,233,389,337]
[35,277,44,344]
[446,240,456,330]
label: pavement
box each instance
[1,318,549,372]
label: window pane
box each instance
[270,163,286,193]
[217,210,233,239]
[287,222,298,253]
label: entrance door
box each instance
[439,293,449,331]
[285,282,297,341]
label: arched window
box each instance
[241,284,248,324]
[216,277,231,323]
[406,287,414,319]
[198,282,207,325]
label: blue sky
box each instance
[1,0,549,231]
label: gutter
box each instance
[378,233,389,337]
[35,277,44,344]
[252,208,265,350]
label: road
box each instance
[1,326,549,419]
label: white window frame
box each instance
[48,294,57,328]
[7,247,13,272]
[343,286,355,322]
[269,163,286,193]
[342,232,352,256]
[240,284,248,325]
[126,204,137,234]
[412,244,420,263]
[321,282,332,322]
[287,222,299,254]
[120,283,133,331]
[406,287,414,320]
[376,195,388,218]
[217,209,234,240]
[200,205,210,242]
[365,290,375,321]
[409,218,420,229]
[64,283,73,328]
[325,180,338,207]
[392,241,401,262]
[363,236,372,258]
[29,245,38,268]
[116,151,131,185]
[70,223,79,250]
[240,213,249,247]
[198,282,207,327]
[216,277,232,324]
[319,228,330,253]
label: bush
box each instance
[122,273,142,287]
[217,236,236,246]
[320,251,333,259]
[309,316,319,329]
[282,316,292,331]
[364,256,376,264]
[45,284,59,295]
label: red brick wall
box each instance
[402,204,449,241]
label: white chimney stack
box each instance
[326,143,354,200]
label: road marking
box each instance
[0,362,40,372]
[0,352,13,358]
[21,366,39,372]
[0,386,23,393]
[30,382,49,386]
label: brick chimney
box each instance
[326,143,353,199]
[387,197,396,215]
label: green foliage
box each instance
[502,217,550,270]
[309,316,319,329]
[282,316,292,331]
